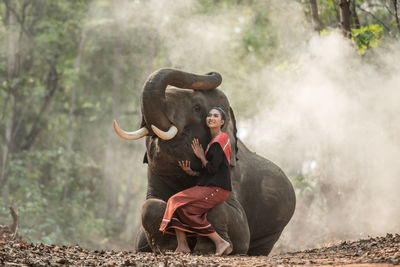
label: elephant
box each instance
[113,68,296,256]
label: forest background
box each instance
[1,0,400,252]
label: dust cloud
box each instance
[92,0,400,251]
[241,33,400,251]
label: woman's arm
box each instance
[203,143,224,175]
[178,160,200,176]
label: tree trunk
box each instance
[351,0,360,29]
[1,2,19,197]
[0,110,12,198]
[339,0,352,38]
[393,0,400,33]
[309,0,322,32]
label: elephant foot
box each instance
[141,198,176,252]
[247,230,283,256]
[193,236,214,254]
[134,227,152,252]
[140,198,199,253]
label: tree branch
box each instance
[22,66,59,150]
[383,2,395,16]
[357,5,391,32]
[3,1,61,151]
[351,0,360,29]
[3,0,56,69]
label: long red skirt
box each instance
[159,185,230,236]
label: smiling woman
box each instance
[159,107,233,256]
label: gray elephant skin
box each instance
[114,68,296,256]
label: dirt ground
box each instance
[1,220,399,267]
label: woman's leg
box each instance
[174,228,191,253]
[208,231,232,256]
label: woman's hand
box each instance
[191,138,205,159]
[191,138,208,166]
[178,160,199,176]
[178,160,192,173]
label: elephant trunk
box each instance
[141,68,222,140]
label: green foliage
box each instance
[2,148,106,246]
[352,24,383,54]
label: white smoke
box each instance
[241,32,400,252]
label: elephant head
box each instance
[114,68,237,176]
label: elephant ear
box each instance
[226,106,238,166]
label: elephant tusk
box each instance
[151,125,178,140]
[113,120,149,140]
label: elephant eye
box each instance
[193,104,202,113]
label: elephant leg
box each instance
[193,236,214,254]
[247,230,283,256]
[223,196,250,254]
[140,198,177,252]
[193,198,250,255]
[134,227,152,252]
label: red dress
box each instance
[159,132,231,236]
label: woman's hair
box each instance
[208,106,226,127]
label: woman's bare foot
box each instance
[215,239,232,256]
[175,246,191,254]
[175,229,190,253]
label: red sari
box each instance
[159,132,231,236]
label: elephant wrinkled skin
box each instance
[115,68,296,255]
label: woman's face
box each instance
[206,109,224,129]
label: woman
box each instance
[159,107,232,256]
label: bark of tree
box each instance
[393,0,400,33]
[351,0,360,29]
[1,1,19,197]
[339,0,352,38]
[309,0,322,32]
